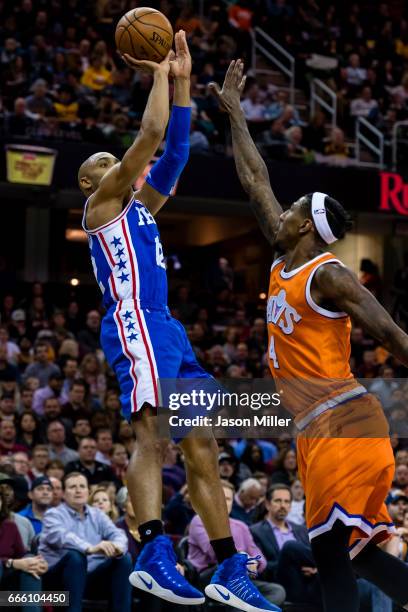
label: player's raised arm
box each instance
[137,30,192,216]
[315,263,408,366]
[91,52,172,203]
[209,61,283,246]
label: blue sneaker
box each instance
[129,535,205,605]
[205,553,282,611]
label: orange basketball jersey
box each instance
[267,252,364,427]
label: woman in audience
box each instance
[45,459,65,481]
[89,486,119,522]
[0,489,47,611]
[16,411,42,450]
[111,443,128,485]
[270,448,298,486]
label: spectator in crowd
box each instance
[0,347,19,384]
[0,420,28,456]
[23,343,60,388]
[28,445,50,480]
[241,84,266,121]
[324,127,350,159]
[60,357,78,404]
[189,480,286,607]
[95,427,113,466]
[40,472,131,612]
[0,488,46,610]
[32,372,64,415]
[89,486,119,522]
[350,86,379,120]
[48,476,63,507]
[11,452,31,487]
[163,442,186,493]
[61,379,93,421]
[0,392,18,420]
[231,478,263,525]
[270,449,298,486]
[393,464,408,493]
[17,386,34,413]
[77,310,101,354]
[45,460,65,481]
[115,487,141,564]
[24,78,53,116]
[386,490,408,528]
[164,484,195,536]
[65,437,119,488]
[71,416,92,449]
[46,420,79,466]
[80,54,112,92]
[110,443,128,484]
[0,326,20,365]
[343,53,367,91]
[251,484,320,606]
[16,411,41,451]
[287,480,305,526]
[303,111,326,153]
[0,473,34,551]
[18,476,53,535]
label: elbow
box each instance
[141,123,165,143]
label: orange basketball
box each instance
[115,7,173,63]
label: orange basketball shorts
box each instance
[296,393,396,558]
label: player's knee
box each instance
[182,436,218,474]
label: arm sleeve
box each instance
[145,105,191,196]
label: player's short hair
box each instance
[302,193,353,241]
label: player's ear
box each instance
[79,175,92,191]
[299,217,313,236]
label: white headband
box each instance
[311,192,337,244]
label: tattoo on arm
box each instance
[315,264,408,367]
[229,109,283,245]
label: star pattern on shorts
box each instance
[127,332,138,342]
[110,236,122,248]
[115,248,125,258]
[117,259,127,270]
[123,311,133,321]
[118,272,129,284]
[126,321,136,331]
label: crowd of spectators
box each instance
[2,0,408,167]
[0,250,406,609]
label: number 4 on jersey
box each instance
[269,335,279,369]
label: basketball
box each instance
[115,8,173,63]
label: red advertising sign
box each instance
[380,172,408,216]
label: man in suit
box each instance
[250,484,321,606]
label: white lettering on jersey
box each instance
[136,206,155,226]
[266,289,301,335]
[155,236,166,269]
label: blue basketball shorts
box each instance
[101,300,211,421]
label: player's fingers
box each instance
[238,75,247,93]
[225,60,236,82]
[177,29,189,55]
[208,82,222,99]
[237,61,244,81]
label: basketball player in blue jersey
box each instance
[78,31,279,612]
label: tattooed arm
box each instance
[314,263,408,366]
[210,60,282,245]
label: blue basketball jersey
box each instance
[82,194,168,310]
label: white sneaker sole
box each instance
[129,570,205,605]
[205,583,279,612]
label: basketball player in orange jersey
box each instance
[211,60,408,612]
[78,35,280,612]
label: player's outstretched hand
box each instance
[169,30,192,79]
[120,49,174,76]
[208,59,247,114]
